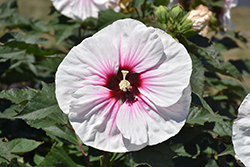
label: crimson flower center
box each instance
[105,68,141,103]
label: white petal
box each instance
[233,93,250,167]
[117,86,191,146]
[51,0,120,20]
[51,0,74,18]
[117,100,148,145]
[93,0,107,5]
[221,0,238,30]
[69,85,146,152]
[139,29,192,107]
[55,34,119,114]
[94,18,165,73]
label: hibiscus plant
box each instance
[0,0,249,167]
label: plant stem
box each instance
[78,142,90,167]
[65,124,89,167]
[104,152,110,167]
[65,124,75,132]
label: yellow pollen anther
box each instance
[119,70,131,92]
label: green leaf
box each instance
[210,0,225,7]
[0,105,24,118]
[37,147,82,167]
[46,110,69,125]
[0,88,37,104]
[133,143,175,167]
[30,19,49,33]
[36,56,63,72]
[132,0,145,8]
[181,36,221,65]
[220,79,250,99]
[193,92,216,116]
[190,54,205,96]
[170,143,195,158]
[186,105,225,125]
[9,32,48,44]
[15,82,59,120]
[205,61,243,81]
[24,112,79,144]
[0,158,27,167]
[33,154,44,166]
[4,40,58,56]
[0,46,26,63]
[213,121,233,137]
[24,109,69,129]
[52,23,81,44]
[98,9,124,30]
[43,124,80,145]
[205,159,219,167]
[6,138,43,154]
[0,1,17,19]
[0,140,12,162]
[25,117,58,129]
[218,144,235,157]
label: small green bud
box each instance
[155,5,169,23]
[179,18,193,31]
[169,4,185,21]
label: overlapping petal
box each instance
[55,34,119,114]
[55,18,192,152]
[139,29,192,107]
[232,93,250,167]
[117,86,191,147]
[51,0,120,20]
[94,19,165,73]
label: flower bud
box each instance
[155,5,169,23]
[169,4,185,21]
[187,7,212,31]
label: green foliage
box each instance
[6,138,43,154]
[37,146,83,167]
[97,9,125,30]
[0,139,12,162]
[0,88,37,104]
[133,143,175,167]
[0,0,249,167]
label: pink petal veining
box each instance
[55,19,192,152]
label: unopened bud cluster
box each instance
[155,4,212,37]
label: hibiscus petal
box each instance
[233,93,250,166]
[69,85,146,152]
[51,0,73,18]
[51,0,111,20]
[221,0,238,30]
[116,100,148,145]
[55,34,119,114]
[139,29,192,107]
[117,86,191,146]
[94,19,165,73]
